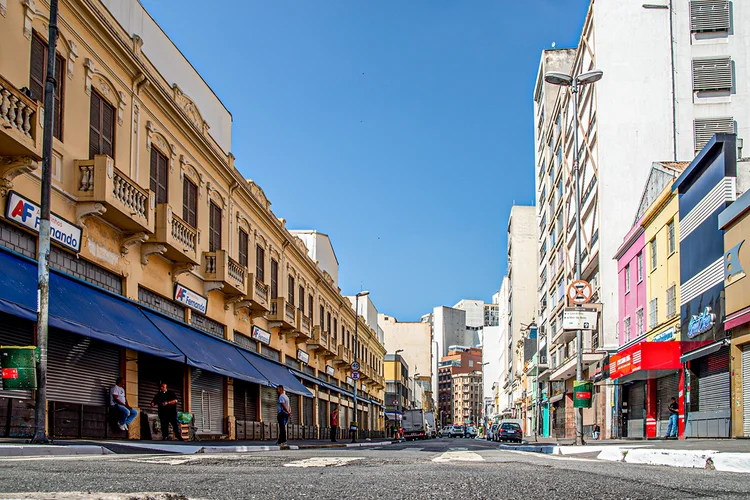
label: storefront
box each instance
[674,134,736,438]
[610,341,683,439]
[720,186,750,437]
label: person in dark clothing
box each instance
[151,383,184,441]
[276,385,291,446]
[666,397,679,438]
[330,407,339,442]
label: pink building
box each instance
[614,218,647,348]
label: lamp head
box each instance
[356,290,370,297]
[576,69,603,85]
[544,72,573,86]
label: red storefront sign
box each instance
[609,341,682,380]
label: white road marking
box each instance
[283,457,364,468]
[432,450,485,463]
[501,449,599,462]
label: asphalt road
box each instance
[0,438,748,499]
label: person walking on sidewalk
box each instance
[110,377,138,432]
[276,385,291,446]
[151,383,184,441]
[665,397,679,438]
[330,406,339,442]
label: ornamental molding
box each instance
[84,59,125,124]
[172,84,209,134]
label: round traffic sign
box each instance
[567,279,593,304]
[351,361,360,371]
[392,399,398,405]
[351,371,361,380]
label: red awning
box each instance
[610,341,682,380]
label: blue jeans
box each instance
[277,412,289,443]
[666,413,678,437]
[113,404,138,426]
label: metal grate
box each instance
[690,0,730,33]
[138,287,185,322]
[694,118,735,151]
[191,313,225,338]
[692,57,732,91]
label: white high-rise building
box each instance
[533,0,750,439]
[453,299,485,328]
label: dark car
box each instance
[496,422,523,443]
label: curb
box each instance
[0,445,113,457]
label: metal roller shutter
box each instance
[303,396,314,426]
[0,314,34,399]
[627,382,645,439]
[742,345,750,437]
[48,330,120,405]
[289,393,300,422]
[261,386,277,422]
[318,398,327,427]
[191,369,224,434]
[656,372,680,436]
[697,346,730,412]
[138,354,184,415]
[234,381,259,422]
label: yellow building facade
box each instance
[0,0,385,441]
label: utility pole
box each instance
[32,0,60,445]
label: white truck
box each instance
[402,409,427,440]
[424,411,437,439]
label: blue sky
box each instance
[141,0,590,321]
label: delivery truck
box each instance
[402,409,427,440]
[424,411,437,438]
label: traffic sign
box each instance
[567,279,593,304]
[351,371,361,380]
[392,399,398,405]
[351,361,360,371]
[563,307,599,331]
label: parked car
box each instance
[486,423,499,441]
[495,422,523,443]
[438,427,451,438]
[449,425,465,438]
[464,425,477,438]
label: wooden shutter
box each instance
[89,91,115,159]
[255,245,264,282]
[288,275,294,304]
[238,229,248,267]
[101,97,114,157]
[298,285,304,311]
[182,178,197,228]
[150,148,169,205]
[270,259,278,298]
[308,295,313,320]
[30,35,46,102]
[89,92,101,159]
[209,202,221,252]
[53,54,64,140]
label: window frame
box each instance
[150,147,169,205]
[30,32,64,141]
[238,228,248,268]
[89,89,115,159]
[270,258,278,299]
[637,252,643,282]
[208,201,222,253]
[650,238,658,271]
[667,219,676,255]
[182,177,198,228]
[288,275,295,305]
[255,245,265,282]
[625,264,631,293]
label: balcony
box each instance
[0,75,42,160]
[307,325,329,352]
[269,298,296,332]
[298,312,311,337]
[333,345,351,366]
[152,203,197,264]
[203,250,246,296]
[548,350,603,381]
[551,324,576,346]
[75,155,153,234]
[242,273,270,315]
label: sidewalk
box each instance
[0,437,396,457]
[500,438,750,473]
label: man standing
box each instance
[276,385,291,446]
[151,383,184,441]
[110,377,138,432]
[666,396,679,438]
[330,406,339,442]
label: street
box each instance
[0,439,748,499]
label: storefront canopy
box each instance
[237,350,312,397]
[143,310,268,386]
[289,368,352,397]
[0,249,184,362]
[610,340,683,382]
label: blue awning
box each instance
[0,249,183,362]
[237,350,312,397]
[289,368,353,397]
[143,310,268,386]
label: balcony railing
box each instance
[75,155,153,233]
[285,302,296,324]
[203,250,246,295]
[153,204,197,264]
[0,75,42,159]
[269,298,296,330]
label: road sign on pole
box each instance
[351,361,360,371]
[351,371,361,380]
[567,280,593,305]
[563,307,599,331]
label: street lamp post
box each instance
[352,290,370,443]
[394,349,404,440]
[480,361,490,433]
[544,69,603,446]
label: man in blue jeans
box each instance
[110,377,138,431]
[276,385,291,446]
[665,397,679,438]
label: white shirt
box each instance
[277,393,290,414]
[110,385,126,406]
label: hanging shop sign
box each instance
[174,283,208,314]
[326,365,335,376]
[687,307,716,338]
[346,376,353,386]
[5,191,82,253]
[297,348,309,365]
[251,325,272,345]
[652,326,676,343]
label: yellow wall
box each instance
[642,185,681,339]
